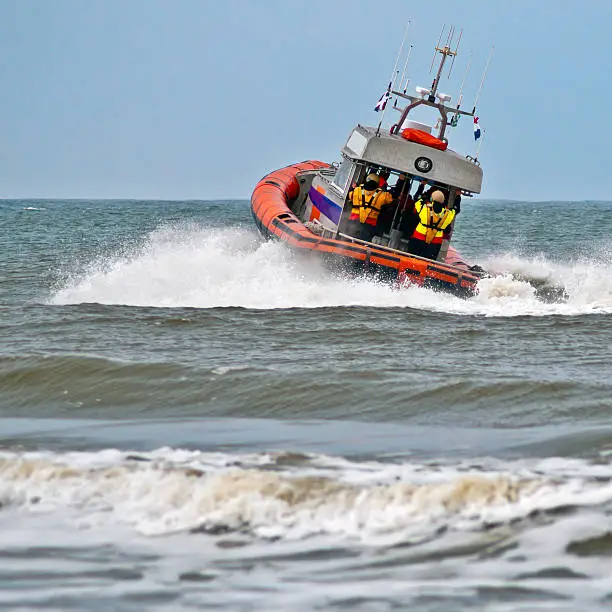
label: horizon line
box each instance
[2,196,611,204]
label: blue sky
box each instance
[0,0,610,201]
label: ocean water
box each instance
[2,197,612,611]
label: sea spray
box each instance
[50,224,612,316]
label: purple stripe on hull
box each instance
[308,187,342,224]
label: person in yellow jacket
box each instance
[346,173,394,242]
[406,189,456,260]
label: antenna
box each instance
[399,44,414,93]
[448,29,462,78]
[457,52,472,107]
[389,20,411,90]
[474,46,495,109]
[445,25,454,47]
[430,24,445,72]
[450,52,472,126]
[376,20,411,136]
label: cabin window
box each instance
[331,159,354,195]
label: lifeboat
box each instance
[251,161,482,298]
[250,34,487,299]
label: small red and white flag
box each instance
[474,116,482,140]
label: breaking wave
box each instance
[1,447,612,545]
[49,224,612,316]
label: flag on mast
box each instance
[374,83,392,112]
[374,90,391,112]
[473,116,481,140]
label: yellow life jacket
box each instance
[349,187,391,224]
[413,199,456,243]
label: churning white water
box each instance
[50,224,612,316]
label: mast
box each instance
[428,26,459,102]
[391,26,469,140]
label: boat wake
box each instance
[49,224,612,316]
[474,252,612,313]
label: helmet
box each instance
[430,190,445,203]
[366,173,380,183]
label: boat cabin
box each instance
[292,38,484,264]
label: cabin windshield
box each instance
[331,158,354,195]
[338,165,462,263]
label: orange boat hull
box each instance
[250,161,480,298]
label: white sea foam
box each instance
[2,447,612,608]
[49,224,612,316]
[0,448,611,545]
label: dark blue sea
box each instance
[2,197,612,611]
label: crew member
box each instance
[442,192,461,241]
[346,173,394,242]
[406,190,455,260]
[377,169,391,189]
